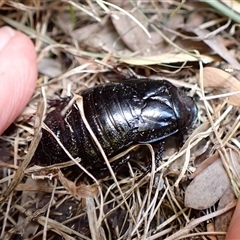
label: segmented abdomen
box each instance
[37,82,144,165]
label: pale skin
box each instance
[0,26,238,239]
[0,26,37,135]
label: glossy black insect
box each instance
[34,79,197,174]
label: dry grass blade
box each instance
[75,94,135,225]
[0,100,43,203]
[164,202,236,240]
[0,15,56,44]
[86,197,104,240]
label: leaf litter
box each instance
[0,1,240,239]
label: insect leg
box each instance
[90,154,131,178]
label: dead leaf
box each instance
[71,22,100,42]
[215,187,235,240]
[72,19,125,51]
[206,222,217,240]
[186,148,240,210]
[111,11,153,52]
[185,158,230,210]
[120,52,213,65]
[107,0,129,8]
[192,140,211,160]
[167,15,185,30]
[196,28,240,69]
[228,148,240,182]
[54,11,74,34]
[168,122,210,174]
[185,12,204,29]
[185,12,240,70]
[17,178,48,238]
[38,57,63,78]
[190,153,220,179]
[203,67,240,106]
[57,170,98,200]
[192,139,211,167]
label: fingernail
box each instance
[0,26,16,51]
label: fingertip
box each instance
[226,199,240,239]
[0,26,16,51]
[0,27,37,134]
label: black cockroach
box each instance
[34,79,197,175]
